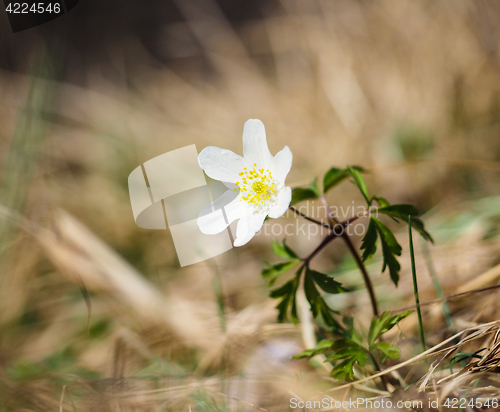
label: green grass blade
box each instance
[408,216,427,369]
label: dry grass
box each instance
[2,0,500,410]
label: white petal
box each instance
[242,119,273,170]
[272,146,293,184]
[198,146,245,183]
[268,186,292,219]
[233,211,267,246]
[198,191,246,234]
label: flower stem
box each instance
[290,199,379,317]
[288,205,331,229]
[319,196,379,317]
[341,232,379,317]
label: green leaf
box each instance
[347,166,370,205]
[304,270,321,316]
[309,268,347,294]
[371,196,391,208]
[377,204,433,243]
[323,168,349,193]
[329,338,358,351]
[378,204,419,221]
[290,293,298,325]
[262,261,299,286]
[368,310,413,345]
[371,342,401,362]
[372,218,402,255]
[271,239,299,260]
[291,339,334,359]
[314,339,335,351]
[360,217,378,261]
[383,310,413,332]
[372,217,402,286]
[290,180,320,205]
[323,166,367,194]
[291,349,315,359]
[325,347,366,363]
[331,358,357,381]
[271,271,301,323]
[368,311,393,345]
[317,298,341,329]
[410,217,434,243]
[270,278,295,298]
[328,347,368,381]
[276,295,292,323]
[304,269,341,327]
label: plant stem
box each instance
[365,349,389,392]
[319,196,379,317]
[408,216,427,367]
[301,217,359,265]
[303,232,339,264]
[289,205,332,229]
[342,233,379,317]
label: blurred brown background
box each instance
[2,0,500,410]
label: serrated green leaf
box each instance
[372,217,402,286]
[347,166,370,205]
[290,180,320,205]
[329,347,368,381]
[291,188,318,205]
[378,204,419,219]
[314,339,335,351]
[368,311,393,345]
[329,338,355,351]
[272,273,301,323]
[371,196,391,208]
[304,270,321,316]
[384,310,413,331]
[291,339,334,359]
[317,297,341,329]
[323,167,349,193]
[377,204,433,243]
[368,310,413,345]
[271,239,299,260]
[371,342,401,362]
[262,261,299,286]
[304,269,341,327]
[291,349,315,359]
[276,295,292,323]
[290,293,298,325]
[308,268,347,294]
[410,217,434,243]
[372,218,402,255]
[270,278,295,298]
[331,358,357,381]
[325,347,366,362]
[340,321,364,347]
[361,217,378,261]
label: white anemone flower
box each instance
[197,119,292,246]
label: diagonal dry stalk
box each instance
[324,320,500,394]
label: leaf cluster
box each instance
[264,163,434,383]
[292,311,412,381]
[290,166,366,205]
[263,240,346,327]
[361,201,432,286]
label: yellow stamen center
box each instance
[234,165,276,206]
